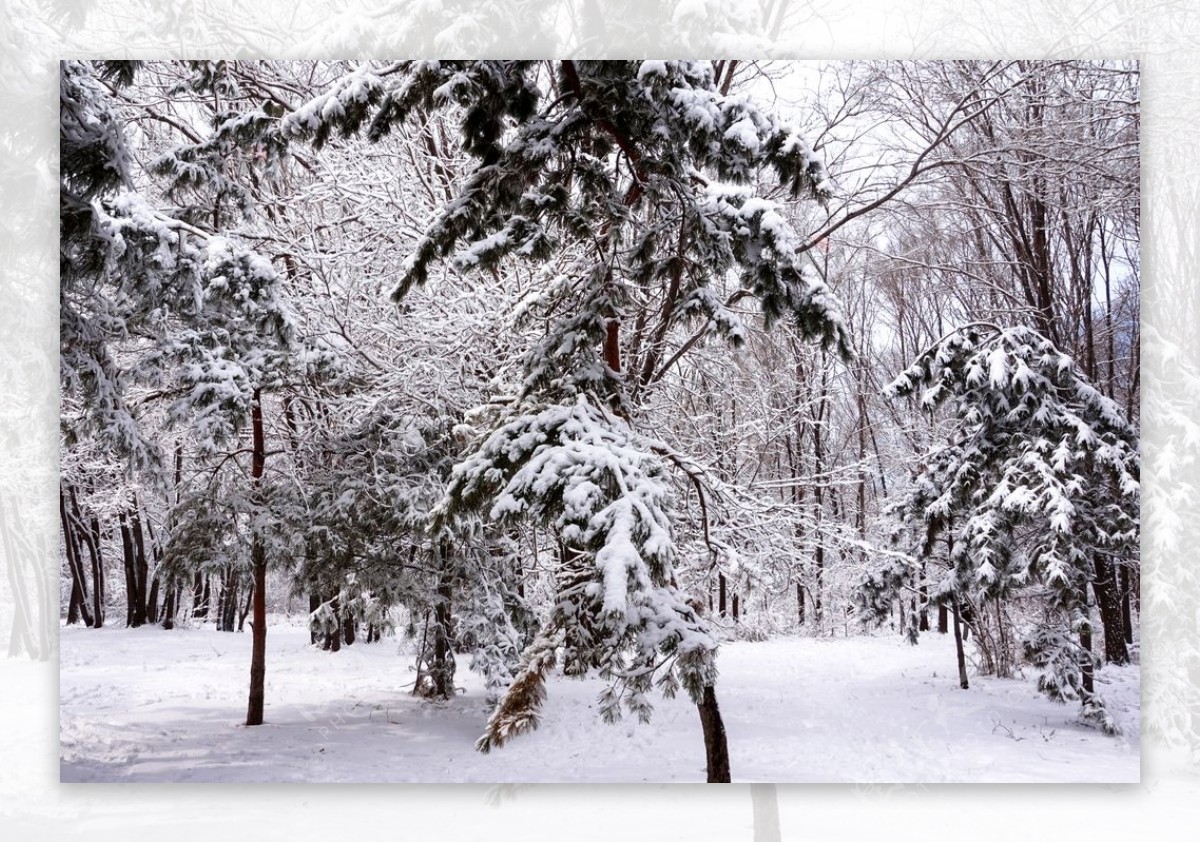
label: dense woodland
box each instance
[59,59,1139,781]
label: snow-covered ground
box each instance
[59,620,1139,783]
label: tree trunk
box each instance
[70,485,104,628]
[1119,564,1134,645]
[246,387,268,727]
[128,503,149,627]
[238,582,254,632]
[937,604,948,634]
[951,594,969,690]
[696,684,731,783]
[718,573,727,618]
[432,586,454,698]
[60,488,94,627]
[309,593,321,645]
[118,511,138,627]
[430,540,456,698]
[1079,595,1095,697]
[161,580,176,630]
[918,561,929,632]
[218,569,238,632]
[146,574,160,624]
[1092,556,1129,665]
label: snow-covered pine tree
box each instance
[862,323,1139,732]
[60,60,331,727]
[275,60,852,781]
[61,60,297,470]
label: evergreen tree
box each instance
[278,59,851,780]
[61,59,319,726]
[60,60,296,471]
[859,323,1138,732]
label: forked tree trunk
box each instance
[69,485,104,627]
[697,684,731,783]
[60,488,94,627]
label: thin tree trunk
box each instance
[325,597,342,652]
[238,582,253,632]
[118,511,138,627]
[60,488,94,627]
[309,592,320,645]
[432,578,454,698]
[69,485,104,628]
[1080,604,1095,697]
[192,572,205,618]
[161,580,176,630]
[918,560,929,632]
[696,684,731,783]
[246,387,268,726]
[951,594,969,689]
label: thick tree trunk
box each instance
[246,387,268,727]
[161,580,176,630]
[118,511,138,627]
[146,574,160,624]
[128,503,149,627]
[218,570,238,632]
[697,684,731,783]
[718,573,727,618]
[937,604,948,634]
[1119,565,1134,645]
[432,587,454,698]
[1092,556,1129,665]
[430,540,456,698]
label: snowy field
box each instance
[60,620,1139,783]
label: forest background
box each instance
[2,0,1200,840]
